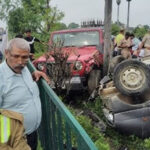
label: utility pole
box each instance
[116,0,121,26]
[127,0,132,30]
[103,0,112,76]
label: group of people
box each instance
[112,28,150,59]
[0,33,49,149]
[0,29,41,62]
[1,26,150,149]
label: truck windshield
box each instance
[52,31,100,47]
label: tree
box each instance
[21,0,64,33]
[52,22,67,31]
[1,0,64,38]
[133,27,147,38]
[111,23,120,36]
[8,8,25,35]
[0,0,21,21]
[68,23,79,29]
[143,25,150,30]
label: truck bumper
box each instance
[50,76,86,91]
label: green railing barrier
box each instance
[27,61,98,150]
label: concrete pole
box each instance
[127,0,131,30]
[116,0,121,26]
[117,5,119,25]
[103,0,112,76]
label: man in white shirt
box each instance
[0,38,49,150]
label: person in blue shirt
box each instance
[130,33,140,52]
[0,38,50,150]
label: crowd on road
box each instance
[112,28,150,59]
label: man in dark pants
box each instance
[27,131,38,150]
[24,29,41,54]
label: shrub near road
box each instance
[33,27,104,95]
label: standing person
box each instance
[0,38,49,150]
[138,29,150,56]
[114,28,125,55]
[116,32,132,58]
[119,32,132,49]
[0,30,8,62]
[130,33,140,52]
[24,29,40,54]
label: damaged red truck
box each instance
[33,27,104,93]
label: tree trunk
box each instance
[103,0,112,76]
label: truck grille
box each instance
[46,62,72,78]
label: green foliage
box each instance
[8,8,25,35]
[143,25,150,30]
[111,23,120,36]
[0,0,21,21]
[83,97,104,119]
[133,27,147,38]
[34,50,45,59]
[37,140,43,150]
[144,138,150,149]
[68,106,110,150]
[3,0,67,56]
[2,0,65,38]
[68,22,79,29]
[67,97,150,150]
[95,138,110,150]
[51,22,67,31]
[76,115,100,141]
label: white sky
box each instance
[50,0,150,27]
[0,0,149,29]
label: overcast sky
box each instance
[50,0,150,27]
[0,0,149,29]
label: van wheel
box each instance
[88,70,101,94]
[113,60,150,96]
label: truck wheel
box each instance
[113,60,150,96]
[88,70,101,94]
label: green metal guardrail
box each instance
[27,61,98,150]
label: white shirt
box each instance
[0,61,41,134]
[0,33,8,55]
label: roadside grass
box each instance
[37,140,43,150]
[66,96,150,150]
[36,93,150,150]
[32,50,150,149]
